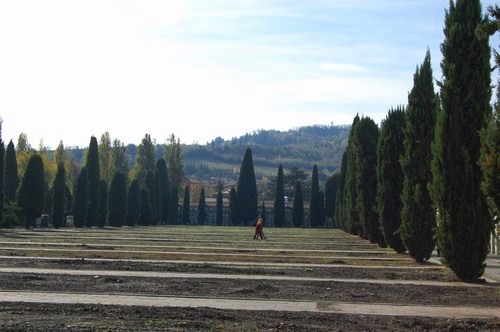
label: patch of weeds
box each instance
[144,318,168,328]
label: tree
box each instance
[99,132,112,183]
[273,165,285,227]
[73,167,88,228]
[164,134,184,193]
[85,136,100,227]
[0,123,4,226]
[216,190,223,226]
[479,5,500,217]
[284,166,309,199]
[51,162,66,229]
[318,191,326,228]
[431,0,492,280]
[16,133,31,152]
[139,188,152,226]
[377,106,407,253]
[134,134,156,185]
[229,187,238,226]
[324,173,340,226]
[400,51,437,260]
[335,152,347,231]
[145,171,158,225]
[54,140,67,165]
[111,139,128,177]
[353,117,380,243]
[197,188,206,225]
[108,172,127,227]
[292,181,304,228]
[5,140,19,202]
[236,148,258,226]
[182,185,190,225]
[97,180,108,228]
[168,186,179,225]
[17,154,45,228]
[156,158,170,224]
[309,165,320,227]
[126,179,141,227]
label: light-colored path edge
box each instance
[1,291,498,319]
[0,267,487,288]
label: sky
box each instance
[0,0,498,149]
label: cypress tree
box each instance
[309,165,320,227]
[145,171,158,225]
[0,125,4,226]
[273,164,285,227]
[97,179,108,228]
[182,185,190,225]
[229,187,239,226]
[318,191,326,228]
[139,188,152,226]
[197,188,206,225]
[108,172,127,227]
[342,115,361,234]
[73,167,88,228]
[51,162,66,229]
[168,186,179,225]
[325,173,340,225]
[236,148,258,226]
[86,136,100,227]
[64,184,73,219]
[377,106,407,253]
[5,140,19,202]
[431,0,492,280]
[18,154,45,229]
[292,181,304,228]
[400,51,437,260]
[335,152,347,231]
[353,117,380,243]
[156,158,170,224]
[126,179,141,227]
[216,190,223,226]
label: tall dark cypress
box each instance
[273,165,285,227]
[5,140,19,202]
[73,167,88,228]
[168,186,179,225]
[318,191,326,227]
[197,188,206,225]
[51,162,66,229]
[377,106,406,253]
[126,179,141,227]
[309,165,320,227]
[108,172,127,227]
[156,158,170,224]
[86,136,100,227]
[0,125,4,226]
[335,152,347,231]
[342,115,361,234]
[17,154,45,229]
[292,181,304,228]
[229,187,239,226]
[353,117,380,243]
[431,0,492,280]
[236,148,258,226]
[325,173,340,226]
[182,185,190,225]
[216,190,223,226]
[97,180,108,228]
[145,171,157,225]
[139,188,152,226]
[400,50,437,260]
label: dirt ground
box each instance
[0,258,500,331]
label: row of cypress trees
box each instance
[336,0,497,280]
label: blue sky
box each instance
[0,0,497,148]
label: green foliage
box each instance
[5,140,19,202]
[182,185,190,225]
[236,148,258,226]
[52,163,66,229]
[0,127,4,226]
[216,191,223,226]
[98,132,112,184]
[108,172,127,227]
[400,51,437,260]
[353,117,380,243]
[168,186,179,225]
[197,188,206,225]
[139,188,152,226]
[73,167,88,228]
[324,173,340,224]
[156,158,170,224]
[229,187,238,226]
[335,152,347,230]
[134,134,156,185]
[309,165,320,227]
[164,134,184,192]
[318,191,325,228]
[273,165,285,227]
[111,139,129,177]
[145,171,157,225]
[85,136,100,227]
[17,154,45,228]
[97,180,108,228]
[126,179,141,227]
[431,0,492,280]
[292,181,304,228]
[377,106,406,253]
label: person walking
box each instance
[254,218,264,240]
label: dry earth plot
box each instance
[0,226,499,331]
